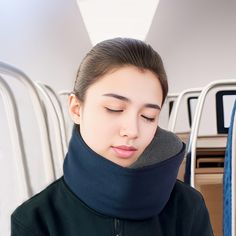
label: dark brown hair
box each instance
[74,37,168,105]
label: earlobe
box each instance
[68,94,82,124]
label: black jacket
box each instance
[11,177,213,236]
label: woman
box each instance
[11,38,213,235]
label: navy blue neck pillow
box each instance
[63,126,185,220]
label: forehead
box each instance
[85,66,163,104]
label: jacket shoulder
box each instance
[12,177,63,214]
[160,180,213,236]
[173,180,205,202]
[11,178,63,235]
[161,180,208,221]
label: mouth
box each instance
[111,145,137,158]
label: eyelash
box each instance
[141,115,155,122]
[105,107,155,122]
[105,107,123,113]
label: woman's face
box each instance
[69,66,163,167]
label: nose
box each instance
[119,115,139,139]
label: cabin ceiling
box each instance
[146,0,236,93]
[76,0,159,45]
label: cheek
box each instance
[140,125,157,147]
[82,107,117,136]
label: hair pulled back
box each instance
[74,38,168,105]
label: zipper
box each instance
[114,218,122,236]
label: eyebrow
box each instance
[102,93,161,110]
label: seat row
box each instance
[159,81,236,236]
[0,62,72,234]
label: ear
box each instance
[68,94,82,124]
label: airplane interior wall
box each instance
[0,0,92,234]
[0,0,92,91]
[146,0,236,94]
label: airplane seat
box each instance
[184,80,236,236]
[0,62,60,235]
[223,100,236,236]
[0,75,30,235]
[158,93,178,130]
[34,82,68,178]
[164,88,201,181]
[58,91,74,144]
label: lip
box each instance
[111,145,137,158]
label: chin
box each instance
[113,158,136,168]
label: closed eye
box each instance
[105,107,123,112]
[141,115,155,122]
